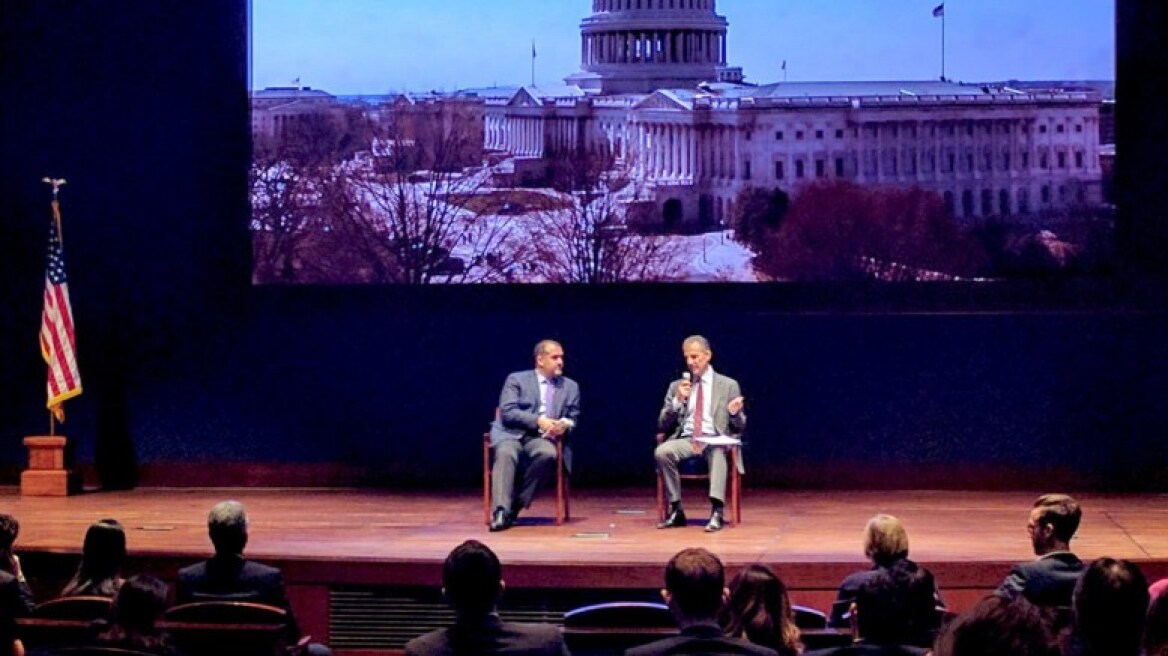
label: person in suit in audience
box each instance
[806,563,931,656]
[1,514,35,656]
[60,518,127,598]
[996,493,1085,608]
[1064,557,1149,656]
[719,564,801,656]
[627,547,777,656]
[656,335,746,533]
[93,573,176,655]
[404,539,568,656]
[176,500,331,654]
[932,595,1060,656]
[488,339,581,532]
[829,514,943,637]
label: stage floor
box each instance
[6,486,1168,650]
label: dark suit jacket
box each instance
[996,551,1085,607]
[828,560,944,629]
[404,614,567,656]
[804,643,929,656]
[490,370,581,472]
[176,555,300,638]
[626,622,777,655]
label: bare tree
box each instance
[317,100,532,284]
[529,149,692,283]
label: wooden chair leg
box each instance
[656,472,666,521]
[483,436,492,525]
[730,448,742,525]
[555,441,566,526]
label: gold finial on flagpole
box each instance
[41,177,68,198]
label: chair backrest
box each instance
[792,604,829,629]
[33,597,113,621]
[563,602,675,629]
[54,647,160,656]
[161,601,287,656]
[562,602,677,656]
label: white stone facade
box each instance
[483,2,1103,228]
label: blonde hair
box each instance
[863,514,909,566]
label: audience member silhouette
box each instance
[932,595,1059,656]
[806,563,930,655]
[628,547,777,656]
[1145,582,1168,656]
[176,500,325,653]
[93,573,175,655]
[1064,557,1149,656]
[996,493,1085,607]
[719,564,801,655]
[0,514,35,656]
[404,539,567,656]
[60,519,127,598]
[828,514,943,630]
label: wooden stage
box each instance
[6,487,1168,653]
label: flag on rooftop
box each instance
[40,196,82,422]
[933,3,945,18]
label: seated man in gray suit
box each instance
[996,493,1085,608]
[405,540,567,656]
[656,335,745,532]
[488,339,580,532]
[627,547,776,656]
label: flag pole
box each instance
[941,8,946,81]
[531,40,537,87]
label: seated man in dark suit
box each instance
[176,500,328,654]
[488,339,580,532]
[627,547,777,656]
[996,493,1085,608]
[404,539,567,656]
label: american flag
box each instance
[40,199,82,422]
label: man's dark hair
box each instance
[1073,557,1149,654]
[207,500,248,556]
[443,540,502,616]
[111,574,170,633]
[1032,494,1081,543]
[934,595,1059,656]
[665,547,725,619]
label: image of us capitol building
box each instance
[252,1,1109,282]
[476,0,1105,229]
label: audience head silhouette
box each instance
[111,573,169,633]
[1071,557,1149,655]
[663,547,726,622]
[1028,494,1081,555]
[720,563,801,654]
[63,518,126,597]
[863,514,910,567]
[0,514,18,576]
[208,500,249,556]
[933,595,1059,656]
[442,539,503,617]
[1146,582,1168,656]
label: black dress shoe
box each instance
[704,509,724,532]
[657,508,687,529]
[489,507,512,532]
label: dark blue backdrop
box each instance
[1,0,1165,490]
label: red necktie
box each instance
[692,380,705,453]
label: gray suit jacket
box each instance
[490,370,581,472]
[658,371,746,473]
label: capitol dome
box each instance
[565,0,737,94]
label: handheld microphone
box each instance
[679,371,691,406]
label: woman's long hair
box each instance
[61,519,126,598]
[719,564,802,655]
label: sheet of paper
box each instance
[695,435,741,446]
